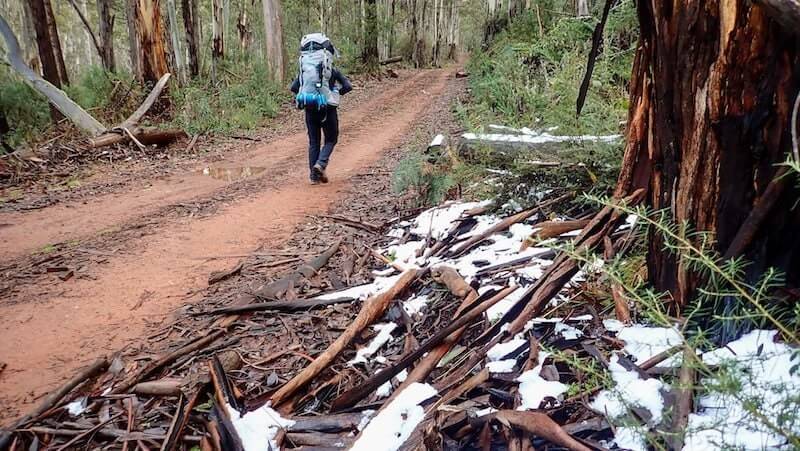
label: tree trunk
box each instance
[131,0,171,84]
[97,0,116,71]
[212,0,224,59]
[125,0,140,75]
[181,0,200,77]
[615,1,800,314]
[237,5,251,52]
[0,14,107,135]
[262,0,286,82]
[21,1,40,70]
[362,0,379,71]
[29,0,64,92]
[43,0,68,85]
[165,0,183,82]
[576,0,590,16]
[388,0,396,57]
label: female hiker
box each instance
[290,33,352,184]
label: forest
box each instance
[1,0,800,450]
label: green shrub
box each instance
[393,152,454,207]
[0,67,50,148]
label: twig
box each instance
[0,357,109,449]
[792,91,800,163]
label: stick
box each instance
[192,296,356,316]
[119,73,172,130]
[494,411,592,451]
[604,236,631,323]
[270,269,420,407]
[159,393,186,451]
[668,347,696,450]
[254,240,341,300]
[112,330,226,394]
[287,412,368,433]
[448,193,573,258]
[330,286,518,411]
[0,357,109,449]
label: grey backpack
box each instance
[297,33,337,107]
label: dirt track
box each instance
[0,68,452,419]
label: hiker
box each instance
[290,33,352,184]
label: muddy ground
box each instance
[0,67,467,423]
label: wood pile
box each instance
[1,189,671,451]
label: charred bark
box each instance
[361,0,379,71]
[616,1,800,312]
[43,0,68,85]
[181,0,200,77]
[97,0,116,71]
[29,0,64,88]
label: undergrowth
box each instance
[170,61,283,135]
[553,194,800,449]
[392,0,636,208]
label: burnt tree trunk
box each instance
[43,0,68,85]
[212,0,224,61]
[181,0,200,77]
[361,0,379,71]
[616,1,800,312]
[97,0,116,71]
[131,0,171,84]
[29,0,64,89]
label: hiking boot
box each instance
[313,163,329,183]
[310,179,321,185]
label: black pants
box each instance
[305,107,339,180]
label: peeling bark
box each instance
[616,1,800,310]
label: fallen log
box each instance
[520,219,591,250]
[270,269,420,407]
[253,240,342,300]
[457,132,621,161]
[0,357,109,449]
[330,286,518,411]
[87,127,187,149]
[379,56,403,65]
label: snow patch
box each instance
[487,359,517,373]
[350,323,398,365]
[617,325,683,367]
[352,383,438,451]
[226,404,295,451]
[590,355,666,424]
[516,351,568,410]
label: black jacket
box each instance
[290,68,353,96]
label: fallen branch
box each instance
[0,357,109,449]
[112,329,226,394]
[448,193,572,258]
[193,296,356,316]
[253,240,342,300]
[270,269,420,407]
[0,15,106,136]
[494,410,592,451]
[330,286,518,411]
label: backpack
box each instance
[296,33,336,110]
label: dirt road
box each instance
[0,68,451,419]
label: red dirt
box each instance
[0,68,450,420]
